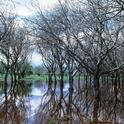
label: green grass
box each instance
[0,74,4,81]
[0,74,12,81]
[0,73,86,82]
[22,74,47,81]
[24,74,86,82]
[0,74,46,82]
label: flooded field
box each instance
[0,81,70,124]
[0,79,124,124]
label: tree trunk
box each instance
[48,71,52,90]
[4,68,9,123]
[60,72,64,100]
[14,72,17,83]
[78,73,81,90]
[59,70,64,119]
[67,72,74,124]
[92,75,100,123]
[10,72,14,91]
[53,72,57,92]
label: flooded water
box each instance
[0,80,124,124]
[0,81,69,124]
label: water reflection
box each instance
[0,81,30,124]
[0,79,124,124]
[0,85,29,124]
[0,80,69,124]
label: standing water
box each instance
[0,80,69,124]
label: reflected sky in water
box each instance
[0,81,69,124]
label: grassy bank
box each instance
[0,74,4,81]
[0,73,86,82]
[23,74,85,81]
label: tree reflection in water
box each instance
[0,81,31,124]
[0,79,124,124]
[33,78,124,124]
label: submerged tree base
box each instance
[90,122,112,124]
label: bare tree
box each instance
[28,0,124,123]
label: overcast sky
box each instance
[14,0,58,67]
[15,0,58,16]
